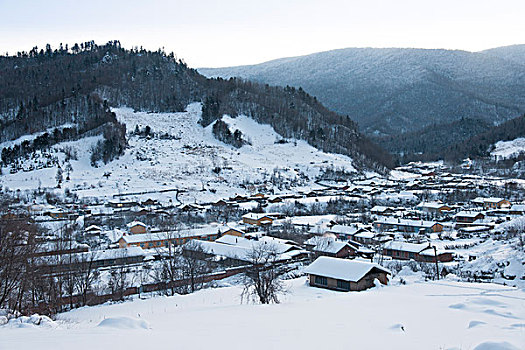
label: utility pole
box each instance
[433,245,439,280]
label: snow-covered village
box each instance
[1,2,525,349]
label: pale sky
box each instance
[0,0,523,68]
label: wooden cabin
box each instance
[242,213,274,226]
[382,241,453,263]
[304,257,390,292]
[307,238,358,258]
[373,218,443,234]
[455,211,485,224]
[472,197,510,210]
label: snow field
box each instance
[1,277,523,350]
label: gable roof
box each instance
[371,206,393,213]
[304,256,390,282]
[383,241,430,253]
[127,220,147,228]
[312,239,355,254]
[216,235,300,254]
[374,217,440,229]
[472,197,507,204]
[326,224,362,236]
[455,211,484,218]
[417,202,450,210]
[242,213,274,221]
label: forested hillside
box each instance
[0,41,392,171]
[375,117,492,162]
[445,113,525,161]
[200,46,525,136]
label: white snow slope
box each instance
[0,103,355,204]
[1,277,523,350]
[491,138,525,160]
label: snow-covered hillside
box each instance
[0,103,356,204]
[491,137,525,160]
[1,277,523,350]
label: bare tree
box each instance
[241,243,287,304]
[107,251,131,301]
[0,214,40,313]
[153,216,183,296]
[73,250,100,306]
[180,240,211,294]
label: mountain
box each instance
[482,44,525,66]
[0,41,392,172]
[199,46,525,137]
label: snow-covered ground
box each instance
[492,138,525,159]
[0,103,356,204]
[1,277,523,350]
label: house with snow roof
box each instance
[472,197,510,210]
[242,213,275,226]
[127,221,147,234]
[373,217,443,234]
[325,224,367,240]
[382,241,453,262]
[370,206,395,216]
[353,231,378,245]
[84,225,102,235]
[189,235,308,265]
[416,202,452,215]
[454,211,485,226]
[118,225,236,249]
[305,237,358,258]
[509,204,525,215]
[304,256,390,292]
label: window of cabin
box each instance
[337,280,350,291]
[315,276,328,286]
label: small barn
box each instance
[304,256,390,292]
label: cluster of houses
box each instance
[12,159,524,294]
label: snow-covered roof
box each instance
[455,211,484,218]
[354,231,376,239]
[458,226,491,232]
[304,256,390,282]
[417,202,450,210]
[374,217,440,229]
[85,225,102,231]
[383,241,430,253]
[326,224,361,236]
[40,247,146,264]
[242,213,273,220]
[195,240,301,262]
[120,225,231,244]
[121,232,169,244]
[419,248,453,256]
[127,221,147,228]
[510,204,525,211]
[312,239,354,254]
[371,206,392,213]
[472,197,506,204]
[216,235,300,254]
